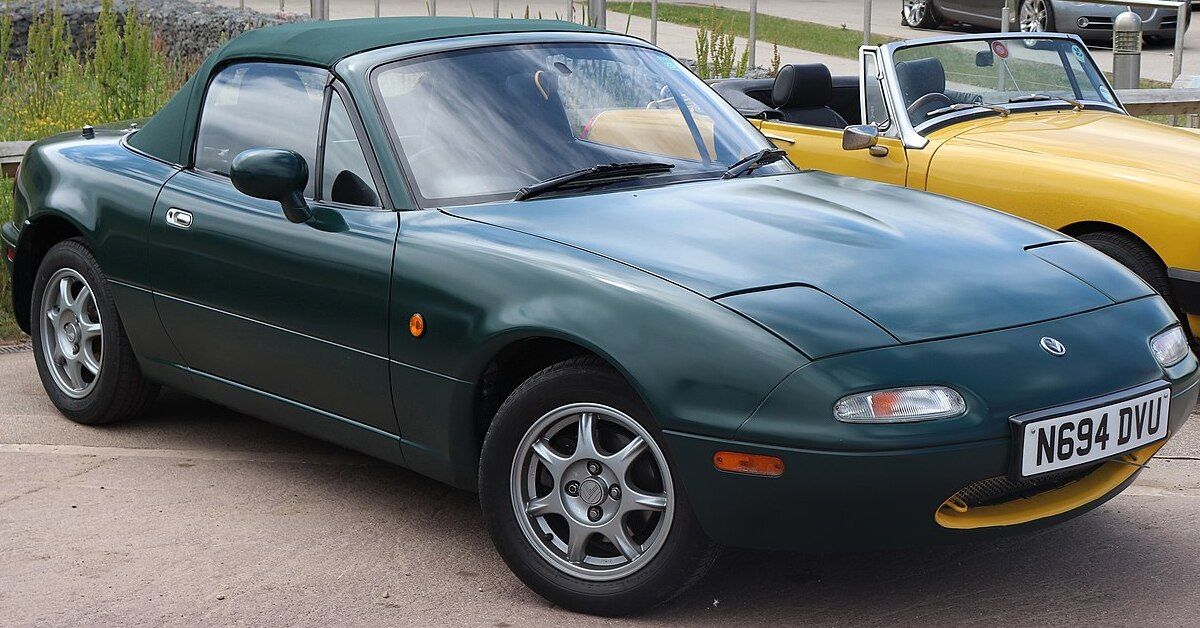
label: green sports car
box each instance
[3,17,1197,615]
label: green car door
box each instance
[148,61,400,435]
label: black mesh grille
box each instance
[952,465,1100,508]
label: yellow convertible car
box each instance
[714,32,1200,339]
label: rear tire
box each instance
[30,239,159,425]
[478,357,718,616]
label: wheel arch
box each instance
[1057,220,1166,267]
[12,212,88,333]
[471,332,642,466]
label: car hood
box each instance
[445,172,1127,343]
[946,110,1200,183]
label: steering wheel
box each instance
[907,92,954,119]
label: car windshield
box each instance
[373,42,791,206]
[891,37,1117,126]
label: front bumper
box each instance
[1054,3,1185,37]
[666,296,1199,551]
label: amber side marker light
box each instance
[713,451,784,477]
[408,313,425,337]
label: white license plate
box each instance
[1018,386,1170,478]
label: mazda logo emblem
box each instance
[1040,336,1066,356]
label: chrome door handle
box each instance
[165,208,193,229]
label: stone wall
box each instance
[2,0,310,61]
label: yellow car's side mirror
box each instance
[842,125,889,157]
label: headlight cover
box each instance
[834,386,967,423]
[1151,326,1190,368]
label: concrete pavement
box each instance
[4,349,1200,625]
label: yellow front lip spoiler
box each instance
[935,441,1163,530]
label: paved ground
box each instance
[4,349,1200,625]
[232,0,1200,82]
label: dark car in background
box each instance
[902,0,1193,43]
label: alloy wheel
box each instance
[903,0,929,26]
[510,403,675,581]
[40,268,103,398]
[1020,0,1049,32]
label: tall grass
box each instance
[0,175,19,341]
[694,5,748,80]
[0,0,193,141]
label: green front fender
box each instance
[385,209,808,488]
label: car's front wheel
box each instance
[479,357,718,615]
[30,239,159,424]
[901,0,940,29]
[1019,0,1055,33]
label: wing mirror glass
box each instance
[976,50,995,67]
[230,148,312,223]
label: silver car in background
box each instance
[901,0,1193,43]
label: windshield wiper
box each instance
[926,102,1010,118]
[514,162,675,201]
[1007,93,1084,111]
[723,148,788,179]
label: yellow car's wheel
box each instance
[1079,231,1190,335]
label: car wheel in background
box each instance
[30,239,159,424]
[1019,0,1055,33]
[478,356,719,616]
[1077,231,1190,334]
[901,0,941,29]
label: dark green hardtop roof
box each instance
[128,17,603,165]
[208,17,601,68]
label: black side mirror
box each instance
[975,50,995,67]
[230,148,312,223]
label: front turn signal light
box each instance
[834,386,966,423]
[713,451,784,477]
[1150,326,1189,368]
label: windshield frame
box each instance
[879,32,1127,148]
[362,34,791,209]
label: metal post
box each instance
[748,0,758,68]
[650,0,658,44]
[430,0,437,16]
[374,0,380,18]
[1000,0,1015,32]
[239,0,244,9]
[588,0,606,28]
[310,0,327,20]
[494,0,500,18]
[1113,10,1143,90]
[280,0,285,12]
[862,0,872,46]
[1172,1,1187,82]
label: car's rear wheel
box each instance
[1077,231,1191,335]
[479,357,718,615]
[901,0,941,29]
[30,239,159,424]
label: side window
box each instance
[862,52,890,128]
[321,92,380,207]
[194,62,327,197]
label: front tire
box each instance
[30,239,159,424]
[1077,231,1191,335]
[901,0,940,29]
[479,357,718,615]
[1019,0,1055,33]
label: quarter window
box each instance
[321,92,380,207]
[194,62,327,197]
[862,51,890,127]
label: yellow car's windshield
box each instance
[892,38,1118,125]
